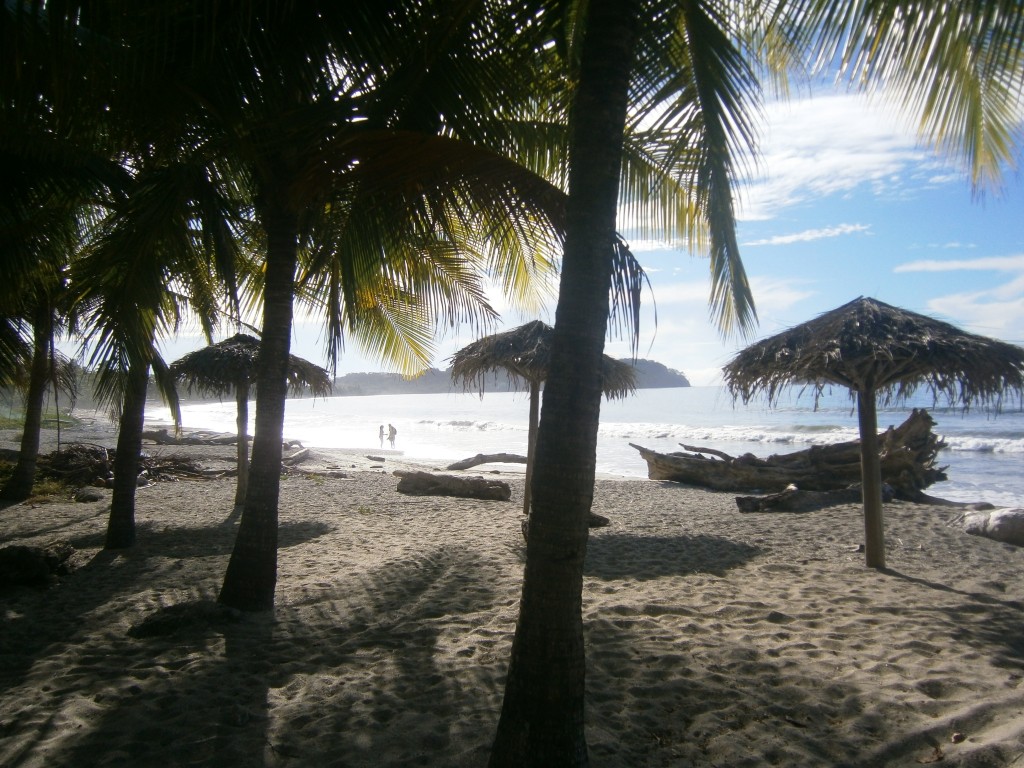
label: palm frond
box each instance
[785,0,1024,191]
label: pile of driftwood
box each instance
[631,408,947,501]
[36,443,209,487]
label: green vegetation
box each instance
[0,459,75,500]
[0,410,81,430]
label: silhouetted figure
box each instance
[379,424,385,448]
[388,423,397,448]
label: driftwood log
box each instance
[735,484,895,513]
[141,428,238,445]
[631,408,946,500]
[394,471,511,501]
[951,508,1024,547]
[445,453,528,471]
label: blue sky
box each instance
[158,90,1024,387]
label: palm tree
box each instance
[198,4,576,612]
[72,157,247,549]
[490,0,1024,764]
[0,9,107,501]
[170,333,332,515]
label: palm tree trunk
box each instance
[522,379,540,517]
[1,305,53,501]
[858,390,886,569]
[234,384,250,512]
[490,1,640,764]
[105,360,150,549]
[218,201,297,611]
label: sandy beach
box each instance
[2,418,1024,767]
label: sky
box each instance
[156,89,1024,388]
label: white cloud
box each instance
[926,291,1024,340]
[894,255,1024,273]
[747,276,817,316]
[744,223,869,246]
[738,93,943,221]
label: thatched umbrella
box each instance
[722,297,1024,569]
[449,320,637,515]
[170,333,332,512]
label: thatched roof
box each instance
[170,333,332,397]
[723,297,1024,409]
[448,320,637,400]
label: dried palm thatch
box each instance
[723,297,1024,409]
[449,320,637,515]
[723,297,1024,569]
[449,320,636,398]
[169,334,332,399]
[170,334,331,511]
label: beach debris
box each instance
[393,470,511,501]
[446,452,528,471]
[736,483,893,513]
[952,508,1024,547]
[141,428,237,445]
[34,443,208,488]
[281,447,310,466]
[74,487,106,502]
[631,408,945,499]
[0,542,75,587]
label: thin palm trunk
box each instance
[858,390,886,569]
[1,306,53,501]
[490,1,640,764]
[234,384,250,512]
[105,360,150,549]
[522,379,540,516]
[218,201,297,611]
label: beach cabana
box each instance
[449,320,636,515]
[722,297,1024,569]
[170,333,331,512]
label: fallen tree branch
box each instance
[735,484,894,513]
[445,453,528,471]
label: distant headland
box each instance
[330,359,690,396]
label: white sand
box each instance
[2,420,1024,766]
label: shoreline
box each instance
[4,459,1024,764]
[2,422,1024,765]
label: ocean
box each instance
[147,386,1024,508]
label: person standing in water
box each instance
[378,424,385,448]
[388,423,397,448]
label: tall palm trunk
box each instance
[489,2,640,765]
[218,200,298,611]
[234,383,251,512]
[1,305,53,501]
[105,360,150,549]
